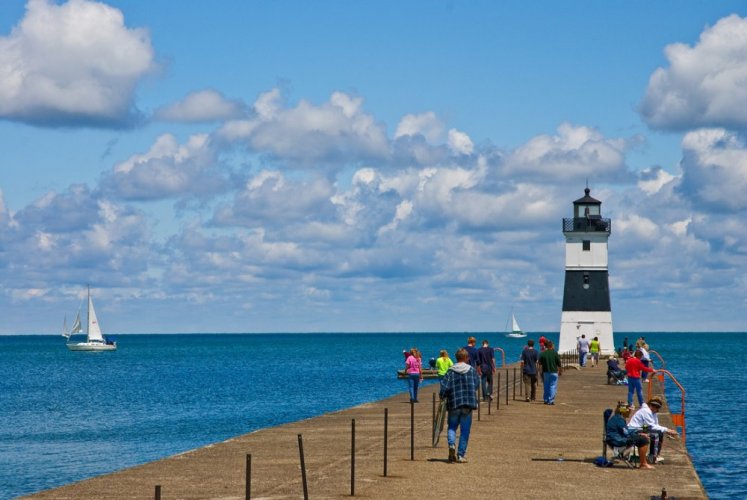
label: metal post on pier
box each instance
[298,434,309,500]
[351,419,355,496]
[383,408,389,477]
[250,453,252,500]
[496,371,501,411]
[410,401,415,461]
[505,369,509,406]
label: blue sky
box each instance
[2,0,747,334]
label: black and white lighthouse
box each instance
[558,187,614,355]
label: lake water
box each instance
[1,332,743,499]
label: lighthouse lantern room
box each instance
[558,187,614,355]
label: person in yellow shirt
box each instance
[589,336,601,367]
[435,349,453,380]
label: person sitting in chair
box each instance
[628,396,678,464]
[606,403,654,470]
[606,356,626,384]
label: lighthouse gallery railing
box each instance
[562,217,611,233]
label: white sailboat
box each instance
[66,287,116,351]
[505,311,527,338]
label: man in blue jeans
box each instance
[440,348,479,463]
[539,340,562,405]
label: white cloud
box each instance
[448,128,474,155]
[637,166,676,195]
[395,111,444,142]
[679,128,747,211]
[504,123,629,181]
[218,89,390,165]
[154,89,247,122]
[0,0,154,127]
[102,133,228,200]
[640,14,747,130]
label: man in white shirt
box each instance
[628,396,678,463]
[577,335,590,367]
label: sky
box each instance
[2,0,747,334]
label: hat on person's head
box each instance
[608,355,615,360]
[648,396,663,408]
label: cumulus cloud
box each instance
[448,129,474,155]
[218,89,390,166]
[2,185,151,290]
[395,111,444,142]
[503,123,631,182]
[0,0,155,127]
[678,128,747,211]
[101,133,229,200]
[640,14,747,130]
[154,89,247,122]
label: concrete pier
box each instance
[23,363,707,499]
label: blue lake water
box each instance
[1,332,743,499]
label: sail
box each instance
[61,314,70,338]
[87,293,104,342]
[70,311,83,334]
[511,314,522,333]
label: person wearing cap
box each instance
[629,396,678,464]
[606,403,654,470]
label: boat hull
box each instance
[66,342,116,351]
[506,333,527,338]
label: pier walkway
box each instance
[25,363,707,499]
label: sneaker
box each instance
[655,456,664,464]
[448,446,456,463]
[525,397,530,402]
[456,455,468,463]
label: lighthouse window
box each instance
[582,240,591,251]
[583,273,590,289]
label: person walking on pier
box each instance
[589,336,601,367]
[577,334,590,367]
[464,336,479,369]
[435,349,453,380]
[625,350,654,408]
[539,340,562,405]
[477,339,496,401]
[439,348,479,463]
[520,339,539,402]
[405,348,423,403]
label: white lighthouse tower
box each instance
[558,187,614,355]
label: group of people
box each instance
[404,335,675,468]
[519,338,562,405]
[605,396,678,469]
[576,334,602,367]
[404,337,496,463]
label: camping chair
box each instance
[602,408,636,468]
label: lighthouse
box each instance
[558,187,614,355]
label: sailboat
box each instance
[505,311,527,338]
[65,287,117,351]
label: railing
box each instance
[559,348,579,368]
[647,369,687,445]
[493,347,506,368]
[649,350,666,370]
[562,217,611,233]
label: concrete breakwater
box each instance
[24,363,707,499]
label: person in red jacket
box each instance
[626,350,654,408]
